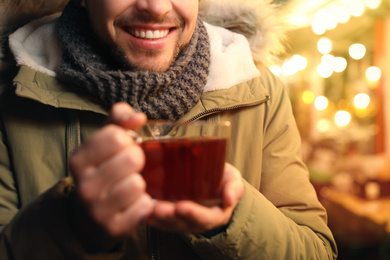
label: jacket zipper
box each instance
[187,97,270,122]
[148,225,159,260]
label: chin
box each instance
[112,44,178,72]
[128,56,175,72]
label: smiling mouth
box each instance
[127,28,170,40]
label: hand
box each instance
[145,163,245,234]
[69,102,155,236]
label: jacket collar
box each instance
[13,65,268,119]
[13,65,108,115]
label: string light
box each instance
[335,110,352,127]
[281,0,385,134]
[269,65,282,77]
[334,5,351,23]
[366,66,382,82]
[345,0,365,17]
[318,38,332,54]
[354,93,370,109]
[291,54,308,71]
[333,57,348,72]
[302,90,315,104]
[363,0,382,9]
[316,118,332,132]
[317,63,333,78]
[314,96,329,111]
[349,43,366,60]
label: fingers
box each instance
[220,163,245,208]
[109,102,147,129]
[101,194,155,236]
[76,144,145,202]
[146,200,232,234]
[68,102,152,237]
[145,163,245,234]
[69,124,135,180]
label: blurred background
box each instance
[273,0,390,259]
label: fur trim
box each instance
[199,0,288,66]
[0,0,68,71]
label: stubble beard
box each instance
[111,14,187,72]
[112,41,184,73]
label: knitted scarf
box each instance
[57,3,210,120]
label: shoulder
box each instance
[256,63,287,102]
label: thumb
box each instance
[109,102,147,130]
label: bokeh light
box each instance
[269,65,282,77]
[354,93,370,109]
[318,38,332,54]
[333,57,348,72]
[349,43,366,60]
[291,54,308,71]
[366,66,382,82]
[364,0,382,9]
[316,118,332,133]
[302,90,315,104]
[334,5,351,23]
[314,96,329,111]
[335,110,352,127]
[345,0,365,17]
[317,63,333,78]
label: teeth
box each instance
[132,29,169,39]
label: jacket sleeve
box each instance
[0,126,19,236]
[181,68,338,259]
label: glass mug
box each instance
[130,120,231,206]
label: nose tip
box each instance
[136,0,172,18]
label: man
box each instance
[0,0,337,259]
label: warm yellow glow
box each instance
[269,65,282,77]
[280,55,308,77]
[354,93,370,109]
[349,43,366,60]
[321,54,335,65]
[291,54,308,71]
[366,66,382,81]
[323,10,338,30]
[281,59,298,76]
[314,96,329,111]
[302,90,315,104]
[333,57,348,72]
[364,0,382,9]
[335,110,351,127]
[335,5,351,23]
[318,38,332,54]
[317,63,333,78]
[316,118,331,133]
[312,19,327,35]
[346,0,365,17]
[312,9,331,35]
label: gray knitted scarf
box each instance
[57,3,210,120]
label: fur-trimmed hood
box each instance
[0,0,68,70]
[0,0,287,72]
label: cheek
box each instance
[174,1,199,41]
[85,2,129,45]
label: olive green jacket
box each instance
[0,63,337,259]
[0,8,337,259]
